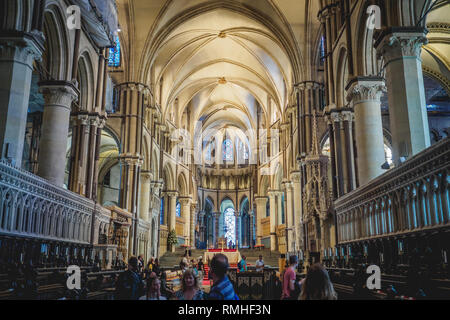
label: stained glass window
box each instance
[224,208,236,246]
[319,36,325,65]
[223,139,233,161]
[108,36,121,67]
[176,200,181,217]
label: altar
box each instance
[203,249,242,264]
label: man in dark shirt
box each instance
[115,256,144,300]
[207,254,239,300]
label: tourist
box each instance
[137,255,144,273]
[153,258,161,277]
[255,255,265,272]
[207,254,239,300]
[175,269,204,300]
[160,272,175,299]
[299,263,337,300]
[197,257,204,280]
[139,276,167,300]
[115,256,145,300]
[147,258,155,272]
[238,255,247,272]
[281,255,300,300]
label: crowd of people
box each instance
[115,253,239,300]
[114,252,341,300]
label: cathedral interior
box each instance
[0,0,449,300]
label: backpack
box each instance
[237,260,242,270]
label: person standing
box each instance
[238,255,247,273]
[139,276,167,300]
[175,269,205,300]
[255,255,265,272]
[299,263,337,300]
[115,257,145,300]
[281,255,299,300]
[207,254,239,300]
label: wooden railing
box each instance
[335,138,450,244]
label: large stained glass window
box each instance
[224,208,236,246]
[108,36,121,67]
[223,139,233,161]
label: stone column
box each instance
[376,27,430,164]
[37,81,78,186]
[234,211,240,248]
[68,114,89,194]
[179,198,191,245]
[167,191,178,252]
[291,172,303,250]
[214,212,221,247]
[284,181,294,252]
[268,191,277,251]
[255,196,268,246]
[340,111,356,192]
[0,34,43,167]
[190,203,196,247]
[277,191,283,225]
[167,192,178,234]
[346,77,387,185]
[139,172,153,221]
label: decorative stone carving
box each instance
[346,79,387,104]
[376,29,428,62]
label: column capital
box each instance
[77,114,90,126]
[375,27,428,63]
[0,31,44,67]
[141,171,153,182]
[346,77,387,104]
[165,191,179,198]
[179,197,192,206]
[282,180,293,191]
[39,80,79,108]
[254,196,268,206]
[119,156,143,167]
[290,171,301,183]
[340,110,354,122]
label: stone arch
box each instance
[77,51,95,111]
[177,172,188,196]
[42,2,71,80]
[162,163,175,190]
[336,46,348,108]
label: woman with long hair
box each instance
[175,268,204,300]
[299,263,337,300]
[139,275,167,300]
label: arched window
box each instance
[223,139,233,161]
[239,140,249,160]
[108,36,121,67]
[160,198,164,225]
[176,200,181,217]
[224,208,236,245]
[319,35,325,65]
